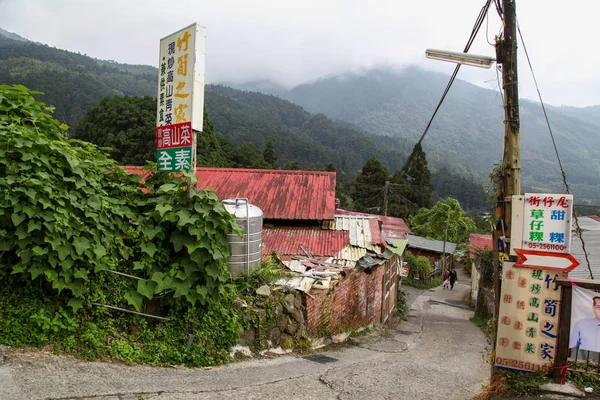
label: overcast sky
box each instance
[0,0,598,107]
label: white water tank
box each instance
[223,198,263,276]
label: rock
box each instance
[283,294,296,313]
[270,328,281,346]
[285,322,299,335]
[280,333,293,350]
[253,308,267,324]
[331,332,350,343]
[256,285,271,297]
[239,328,256,346]
[277,315,288,331]
[291,308,305,324]
[539,382,585,398]
[229,345,252,359]
[0,345,9,364]
[294,295,302,310]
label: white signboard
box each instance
[156,23,205,172]
[495,260,565,372]
[521,194,573,254]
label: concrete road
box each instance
[0,269,490,400]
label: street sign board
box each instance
[521,193,573,254]
[156,23,205,172]
[514,248,580,272]
[495,260,564,373]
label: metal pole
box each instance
[383,181,390,216]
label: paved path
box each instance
[0,269,490,400]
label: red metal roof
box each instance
[469,233,493,259]
[197,168,335,221]
[123,167,336,221]
[262,226,349,258]
[590,215,600,223]
[334,209,412,239]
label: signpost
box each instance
[156,23,206,172]
[496,192,577,372]
[514,249,580,272]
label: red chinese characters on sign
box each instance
[156,122,193,149]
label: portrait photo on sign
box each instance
[569,285,600,352]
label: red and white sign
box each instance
[156,122,192,149]
[514,248,580,272]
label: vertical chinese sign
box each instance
[156,23,206,172]
[495,261,565,372]
[522,194,573,253]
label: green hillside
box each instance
[0,29,487,209]
[281,66,600,200]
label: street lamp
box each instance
[425,49,496,69]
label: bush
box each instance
[0,84,243,366]
[405,252,433,282]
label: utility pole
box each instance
[383,181,390,216]
[493,0,520,342]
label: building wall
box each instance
[306,265,385,335]
[471,260,480,303]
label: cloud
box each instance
[0,0,598,106]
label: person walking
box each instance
[443,268,450,289]
[449,268,458,290]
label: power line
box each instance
[400,0,494,175]
[517,21,594,279]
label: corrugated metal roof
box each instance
[124,167,336,221]
[322,215,381,252]
[407,234,457,255]
[334,209,412,239]
[569,217,600,279]
[469,234,493,259]
[331,245,368,265]
[196,168,336,221]
[386,238,408,256]
[262,226,348,258]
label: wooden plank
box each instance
[554,285,572,383]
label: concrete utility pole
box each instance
[493,0,521,336]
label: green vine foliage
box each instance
[0,84,244,366]
[0,83,240,311]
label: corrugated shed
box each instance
[262,226,348,258]
[196,168,336,221]
[407,234,457,255]
[323,215,381,252]
[469,234,493,259]
[334,209,411,239]
[386,238,408,256]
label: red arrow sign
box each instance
[514,248,580,272]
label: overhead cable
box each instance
[517,21,594,279]
[400,0,493,174]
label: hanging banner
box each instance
[495,260,565,372]
[156,23,205,172]
[569,286,600,352]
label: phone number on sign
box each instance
[526,242,566,251]
[495,357,550,372]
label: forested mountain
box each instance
[0,33,156,127]
[0,28,488,210]
[275,67,600,201]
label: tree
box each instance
[263,140,278,169]
[409,197,477,244]
[403,143,434,210]
[232,143,269,169]
[354,158,390,213]
[71,95,231,167]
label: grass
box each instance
[402,276,443,289]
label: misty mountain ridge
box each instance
[1,26,599,203]
[226,66,600,202]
